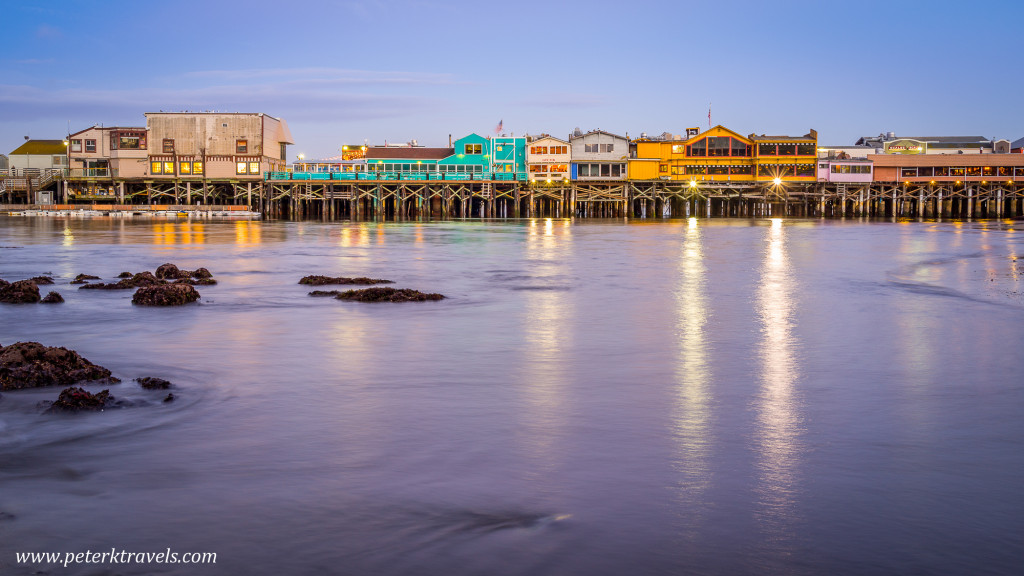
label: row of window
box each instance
[158,139,248,154]
[70,139,96,153]
[583,143,615,153]
[757,164,816,177]
[151,161,204,175]
[758,143,816,156]
[529,145,568,155]
[669,165,755,176]
[828,165,872,174]
[901,166,1024,178]
[577,163,625,177]
[111,132,146,150]
[678,137,752,158]
[529,164,570,172]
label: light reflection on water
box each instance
[1,216,1023,576]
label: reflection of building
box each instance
[628,125,817,184]
[526,135,570,182]
[571,129,629,180]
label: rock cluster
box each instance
[0,341,118,391]
[132,283,200,306]
[136,376,172,389]
[45,387,113,412]
[334,287,445,303]
[0,280,41,303]
[40,291,64,304]
[79,271,163,290]
[299,275,393,286]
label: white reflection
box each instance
[673,220,713,508]
[62,227,74,247]
[518,222,572,469]
[756,219,802,539]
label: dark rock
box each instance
[0,279,7,288]
[0,280,41,304]
[335,287,445,303]
[29,276,55,285]
[132,283,200,306]
[0,342,118,391]
[117,271,133,278]
[71,274,101,284]
[46,387,112,412]
[40,291,64,304]
[163,393,175,403]
[155,263,184,280]
[308,290,341,297]
[0,511,16,521]
[136,376,172,390]
[192,267,213,279]
[299,275,394,286]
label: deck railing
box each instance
[267,171,528,182]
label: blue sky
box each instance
[2,0,1021,159]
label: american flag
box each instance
[495,119,503,134]
[708,103,711,128]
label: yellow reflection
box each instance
[234,220,262,246]
[673,219,713,506]
[151,222,206,246]
[756,219,802,537]
[62,227,74,247]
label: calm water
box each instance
[1,215,1023,575]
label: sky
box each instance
[1,0,1022,160]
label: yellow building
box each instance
[629,125,817,184]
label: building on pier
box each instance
[856,132,1010,155]
[570,129,629,180]
[817,158,873,183]
[66,126,148,197]
[526,135,570,182]
[869,153,1024,183]
[627,125,817,184]
[365,144,452,178]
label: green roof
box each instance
[10,139,66,155]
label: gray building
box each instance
[570,129,629,180]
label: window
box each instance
[901,168,918,178]
[950,167,965,176]
[530,146,548,155]
[112,131,145,150]
[584,144,598,153]
[85,139,96,153]
[918,167,934,177]
[982,166,995,177]
[236,162,248,174]
[934,167,949,176]
[464,144,482,155]
[758,143,776,156]
[180,162,192,175]
[796,164,815,177]
[578,164,589,177]
[777,144,796,156]
[671,145,685,154]
[163,162,174,174]
[70,139,82,152]
[163,139,174,154]
[998,166,1013,177]
[708,137,730,157]
[708,166,729,175]
[611,164,621,177]
[280,143,287,161]
[730,165,753,175]
[249,161,259,174]
[1016,167,1024,177]
[193,161,204,174]
[967,167,982,177]
[687,166,707,175]
[690,139,707,157]
[732,140,751,157]
[52,155,68,166]
[151,161,162,174]
[236,140,248,154]
[797,143,816,156]
[601,164,610,177]
[600,143,614,153]
[552,146,567,154]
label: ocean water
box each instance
[1,215,1022,575]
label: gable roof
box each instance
[570,129,627,142]
[1012,137,1024,149]
[10,139,66,155]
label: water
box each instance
[1,215,1023,575]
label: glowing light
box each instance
[689,179,697,187]
[773,177,782,186]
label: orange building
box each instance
[629,125,817,184]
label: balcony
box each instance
[68,168,117,178]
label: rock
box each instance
[335,287,445,303]
[0,511,16,521]
[0,280,41,304]
[0,342,118,391]
[132,283,200,306]
[308,290,341,297]
[40,291,64,304]
[192,268,213,279]
[0,279,7,288]
[117,271,133,278]
[299,275,394,286]
[163,393,175,403]
[29,276,55,285]
[136,376,172,390]
[46,387,112,412]
[155,263,185,280]
[71,274,101,284]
